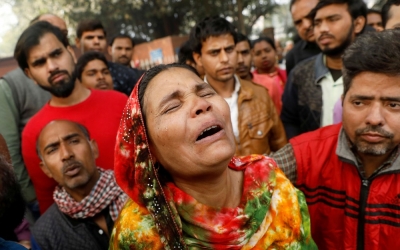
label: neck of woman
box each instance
[173,168,243,209]
[257,66,276,75]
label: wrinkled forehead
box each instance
[291,0,318,19]
[38,121,84,147]
[143,68,204,108]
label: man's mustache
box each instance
[355,125,394,139]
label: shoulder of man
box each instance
[32,204,97,250]
[90,89,129,102]
[288,54,321,86]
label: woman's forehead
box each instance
[146,68,203,95]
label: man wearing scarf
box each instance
[30,120,127,250]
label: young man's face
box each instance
[235,40,252,79]
[385,5,400,29]
[76,29,107,54]
[108,37,133,66]
[314,3,364,57]
[194,34,237,83]
[25,32,76,98]
[80,59,113,90]
[367,12,383,31]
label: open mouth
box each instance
[196,125,222,141]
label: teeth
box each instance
[199,126,217,137]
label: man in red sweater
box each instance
[14,21,128,214]
[272,29,400,249]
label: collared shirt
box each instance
[319,56,343,127]
[204,75,241,139]
[63,207,114,250]
[336,128,400,179]
[271,127,400,183]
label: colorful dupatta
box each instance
[111,71,316,249]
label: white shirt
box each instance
[204,75,241,139]
[320,66,343,126]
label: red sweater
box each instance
[291,123,400,250]
[22,90,128,214]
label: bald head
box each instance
[35,14,68,37]
[37,120,99,196]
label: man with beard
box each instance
[75,20,143,96]
[31,120,127,250]
[75,51,113,90]
[0,13,67,221]
[272,29,400,250]
[285,0,320,75]
[281,0,366,139]
[14,21,128,214]
[108,34,134,68]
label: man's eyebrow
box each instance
[49,48,63,57]
[31,57,46,67]
[85,69,97,73]
[381,97,400,102]
[207,48,221,53]
[43,133,80,152]
[316,14,341,21]
[350,95,374,100]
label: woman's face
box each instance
[252,40,276,72]
[143,67,236,181]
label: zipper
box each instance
[357,179,370,250]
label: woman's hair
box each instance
[252,36,276,51]
[138,63,199,120]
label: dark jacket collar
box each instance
[314,53,329,85]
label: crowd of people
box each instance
[1,0,400,249]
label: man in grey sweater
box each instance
[0,13,66,219]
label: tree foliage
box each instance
[7,0,278,41]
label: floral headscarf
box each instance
[111,66,317,249]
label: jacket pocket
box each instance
[246,113,273,139]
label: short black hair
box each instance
[14,21,69,71]
[367,8,381,16]
[76,19,106,39]
[178,40,195,64]
[342,29,400,97]
[138,63,199,121]
[382,0,400,28]
[36,120,91,159]
[236,33,252,49]
[252,36,276,51]
[309,0,367,31]
[190,16,237,54]
[109,34,134,47]
[75,51,109,81]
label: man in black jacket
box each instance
[32,120,127,250]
